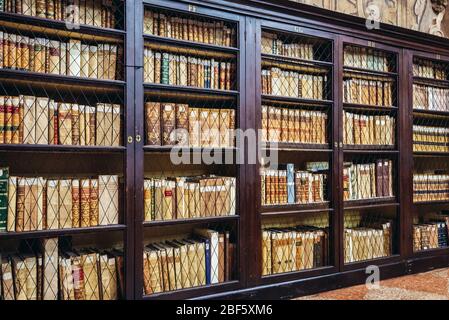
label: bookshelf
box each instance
[136,1,245,299]
[2,0,449,301]
[0,0,131,300]
[411,54,449,255]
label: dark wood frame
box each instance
[3,0,449,300]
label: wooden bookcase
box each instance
[2,0,449,300]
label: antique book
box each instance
[80,179,90,228]
[162,104,176,146]
[89,179,99,226]
[99,253,118,300]
[145,102,161,145]
[68,40,82,77]
[35,97,49,144]
[112,105,121,146]
[15,178,25,232]
[1,256,15,300]
[58,103,72,145]
[59,179,73,229]
[42,238,59,300]
[7,176,16,232]
[0,168,7,232]
[81,252,100,300]
[46,180,59,230]
[99,175,119,225]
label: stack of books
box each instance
[413,220,449,251]
[143,176,236,221]
[343,112,395,146]
[413,173,449,202]
[344,45,390,72]
[145,102,235,147]
[0,32,120,80]
[343,78,394,106]
[344,219,393,263]
[414,60,448,80]
[343,160,394,201]
[143,228,235,294]
[144,10,236,47]
[144,49,235,90]
[413,84,449,112]
[413,125,449,152]
[0,95,121,146]
[262,226,327,275]
[0,238,124,300]
[261,105,327,144]
[262,67,326,100]
[261,32,314,60]
[261,163,328,206]
[1,0,118,29]
[0,168,119,233]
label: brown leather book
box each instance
[162,104,176,146]
[89,179,99,227]
[71,179,80,228]
[80,179,90,228]
[176,104,189,146]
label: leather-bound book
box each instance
[80,44,89,78]
[70,253,86,300]
[88,45,98,78]
[46,180,59,230]
[71,179,80,228]
[7,176,16,232]
[35,97,49,145]
[1,256,15,300]
[145,102,161,146]
[49,40,60,74]
[80,179,90,228]
[176,104,189,146]
[12,255,28,300]
[112,104,121,146]
[88,106,96,145]
[71,104,80,146]
[143,179,153,221]
[89,179,99,226]
[79,105,86,146]
[59,256,75,300]
[99,253,117,300]
[162,104,176,146]
[48,100,57,145]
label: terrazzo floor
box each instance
[297,268,449,300]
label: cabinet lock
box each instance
[127,136,133,144]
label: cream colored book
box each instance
[82,252,100,300]
[58,180,73,229]
[35,97,49,144]
[79,105,87,146]
[23,96,36,144]
[46,180,59,230]
[60,42,68,75]
[100,254,118,300]
[58,103,72,145]
[96,103,106,146]
[42,238,59,300]
[89,45,98,78]
[99,175,119,225]
[80,44,90,78]
[112,104,121,146]
[69,40,82,77]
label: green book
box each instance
[161,53,170,85]
[0,0,3,12]
[0,167,8,232]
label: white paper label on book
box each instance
[2,272,12,281]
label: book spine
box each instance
[0,168,8,232]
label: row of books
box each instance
[0,0,118,29]
[413,60,447,80]
[261,32,315,60]
[343,160,394,201]
[413,173,449,203]
[261,164,327,206]
[343,112,395,146]
[144,102,235,147]
[0,33,120,80]
[344,219,393,263]
[413,84,449,112]
[261,106,327,144]
[143,10,236,47]
[0,96,121,146]
[144,49,234,90]
[262,68,326,100]
[343,78,394,107]
[0,169,119,233]
[0,239,124,300]
[261,226,327,276]
[143,228,235,295]
[413,220,449,252]
[413,125,449,153]
[143,176,236,222]
[343,46,390,72]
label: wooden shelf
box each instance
[261,202,332,216]
[0,68,125,93]
[262,142,331,152]
[344,197,398,210]
[261,94,332,106]
[413,109,449,118]
[343,66,398,78]
[0,144,126,154]
[143,215,239,228]
[0,11,125,43]
[414,200,449,206]
[143,146,237,154]
[414,76,449,88]
[343,103,398,113]
[144,34,239,53]
[0,225,127,240]
[413,151,449,157]
[144,83,239,98]
[343,147,399,154]
[262,53,333,68]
